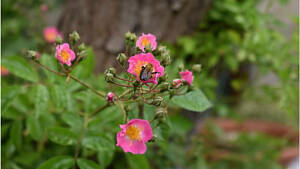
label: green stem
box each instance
[35,61,105,98]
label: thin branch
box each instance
[110,81,134,88]
[35,61,105,98]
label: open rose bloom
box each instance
[56,43,76,66]
[136,33,157,52]
[127,53,164,84]
[180,70,194,85]
[1,66,9,76]
[43,27,62,43]
[116,119,153,154]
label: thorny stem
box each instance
[35,61,105,98]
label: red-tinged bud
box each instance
[172,79,183,88]
[106,92,115,102]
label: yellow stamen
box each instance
[61,50,70,62]
[141,37,150,47]
[126,125,141,141]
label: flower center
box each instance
[61,50,70,62]
[141,37,150,47]
[126,125,141,141]
[46,32,56,41]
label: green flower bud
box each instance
[157,45,167,53]
[125,31,137,42]
[108,67,117,75]
[69,31,80,42]
[117,53,128,66]
[27,50,38,60]
[152,96,164,106]
[105,72,114,83]
[178,63,184,72]
[78,43,86,52]
[155,107,167,118]
[55,36,63,44]
[161,53,171,66]
[192,64,202,73]
[159,82,170,92]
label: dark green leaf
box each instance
[82,132,114,151]
[126,154,150,169]
[26,115,43,141]
[51,84,67,110]
[62,113,83,133]
[171,89,212,112]
[10,120,22,150]
[47,127,78,146]
[2,56,38,82]
[37,156,74,169]
[97,149,114,169]
[77,158,102,169]
[35,84,49,117]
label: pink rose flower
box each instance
[43,27,62,43]
[116,119,153,154]
[136,33,157,52]
[106,92,114,102]
[172,79,183,88]
[40,4,48,12]
[1,65,9,76]
[180,70,194,85]
[55,43,76,66]
[127,53,164,84]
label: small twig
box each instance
[116,101,128,123]
[69,74,105,97]
[110,81,134,88]
[35,61,105,98]
[89,103,110,117]
[115,76,134,83]
[138,101,144,119]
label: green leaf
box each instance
[62,113,83,133]
[77,158,102,169]
[2,56,38,82]
[47,127,78,146]
[35,84,49,117]
[171,89,212,112]
[126,154,150,169]
[82,132,114,151]
[1,85,22,115]
[10,120,22,150]
[97,149,114,169]
[26,115,43,141]
[37,156,74,169]
[51,85,67,110]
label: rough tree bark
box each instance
[58,0,212,72]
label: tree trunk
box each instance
[58,0,212,72]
